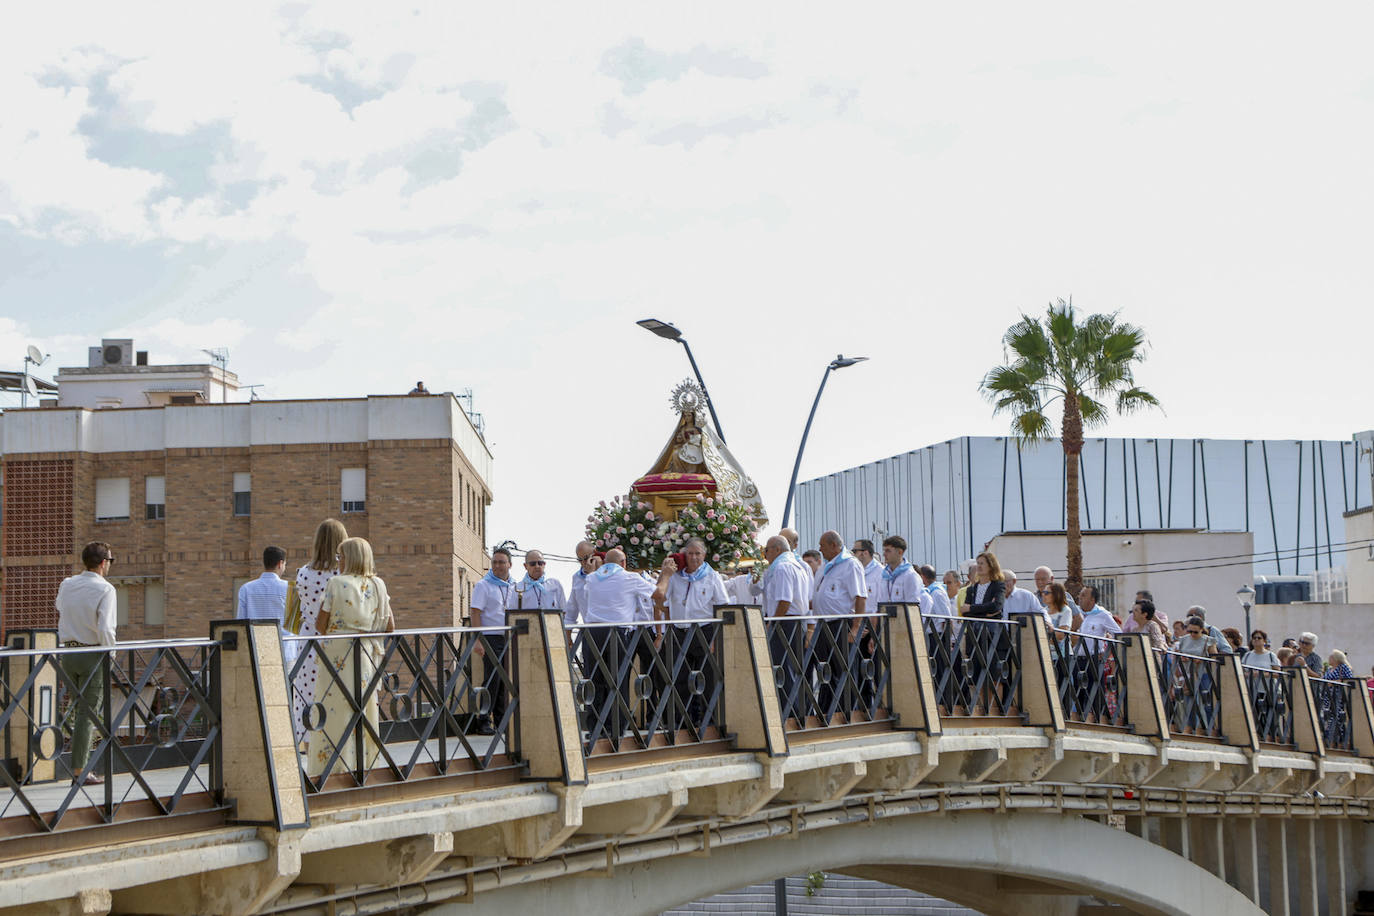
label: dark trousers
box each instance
[768,619,804,722]
[813,619,851,720]
[583,627,631,738]
[670,626,716,731]
[630,626,667,732]
[479,634,509,732]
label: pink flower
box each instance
[616,526,627,534]
[635,523,644,532]
[713,553,721,562]
[596,538,605,546]
[630,536,640,545]
[697,523,706,531]
[645,511,655,521]
[706,509,716,519]
[706,532,715,540]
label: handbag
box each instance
[283,580,303,634]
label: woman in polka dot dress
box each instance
[294,518,348,746]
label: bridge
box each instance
[1,606,1372,916]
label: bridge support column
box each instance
[111,827,304,916]
[1228,817,1261,904]
[1189,817,1225,881]
[1325,820,1349,916]
[1294,819,1320,916]
[298,831,455,886]
[1268,819,1292,916]
[1160,817,1189,859]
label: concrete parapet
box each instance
[1014,613,1064,732]
[1120,633,1168,741]
[1217,654,1260,753]
[507,610,585,785]
[1287,667,1327,759]
[715,605,786,758]
[880,603,941,736]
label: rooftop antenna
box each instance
[202,348,229,402]
[456,387,486,437]
[22,345,48,409]
[243,384,264,401]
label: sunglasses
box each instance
[528,561,546,566]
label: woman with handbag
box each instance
[307,537,396,780]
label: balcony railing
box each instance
[763,613,893,734]
[925,617,1022,718]
[1156,650,1222,738]
[568,620,724,755]
[1245,665,1295,747]
[285,626,520,792]
[1050,629,1128,728]
[0,638,225,835]
[1313,678,1355,752]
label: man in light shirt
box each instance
[918,565,954,619]
[581,548,669,737]
[1002,569,1049,624]
[661,538,728,729]
[852,539,882,602]
[562,540,602,628]
[470,547,517,736]
[237,545,291,662]
[759,536,812,721]
[55,542,119,785]
[516,549,565,611]
[801,549,823,578]
[873,536,921,605]
[812,531,868,715]
[1074,585,1123,650]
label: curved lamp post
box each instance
[636,318,727,444]
[1236,584,1255,641]
[780,354,868,529]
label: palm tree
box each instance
[980,299,1161,593]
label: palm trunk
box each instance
[1062,393,1084,595]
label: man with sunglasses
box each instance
[55,542,120,785]
[516,550,565,610]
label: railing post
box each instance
[506,610,586,785]
[1216,654,1259,752]
[1013,614,1063,731]
[881,603,941,736]
[1288,669,1327,758]
[3,629,58,783]
[209,620,309,829]
[1344,678,1374,759]
[715,606,787,758]
[1119,634,1169,740]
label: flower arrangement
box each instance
[585,493,764,571]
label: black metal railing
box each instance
[0,638,224,834]
[1245,665,1294,746]
[1313,678,1355,752]
[286,626,520,792]
[1049,629,1128,727]
[1155,650,1221,738]
[925,617,1022,718]
[763,613,893,733]
[568,621,723,754]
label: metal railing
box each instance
[1049,629,1128,728]
[1155,650,1222,738]
[763,613,893,733]
[568,621,723,755]
[286,626,520,792]
[0,638,224,834]
[925,617,1022,718]
[1244,665,1294,746]
[1313,678,1355,752]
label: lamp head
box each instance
[637,318,682,341]
[830,354,868,370]
[1236,584,1255,608]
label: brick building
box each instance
[0,395,492,639]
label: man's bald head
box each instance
[765,535,789,561]
[575,541,595,560]
[605,547,626,566]
[819,530,842,560]
[780,528,799,550]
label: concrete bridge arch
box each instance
[430,811,1260,916]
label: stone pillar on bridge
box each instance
[1216,654,1260,753]
[715,605,786,758]
[1288,668,1327,759]
[507,610,586,786]
[3,629,59,784]
[1346,676,1374,759]
[1119,633,1168,741]
[1014,613,1064,732]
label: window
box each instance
[341,467,366,513]
[1084,576,1118,613]
[144,581,165,626]
[115,585,130,627]
[233,472,251,516]
[95,478,130,521]
[145,476,166,520]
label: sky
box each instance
[2,3,1372,579]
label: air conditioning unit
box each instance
[87,339,134,368]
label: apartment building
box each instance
[0,395,492,639]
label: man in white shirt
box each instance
[237,546,292,663]
[580,548,668,739]
[813,531,868,715]
[873,536,922,605]
[1002,569,1050,625]
[759,536,812,721]
[55,542,118,786]
[661,538,728,729]
[852,539,882,602]
[563,540,601,629]
[516,549,565,611]
[917,565,954,618]
[1074,585,1123,649]
[801,549,823,578]
[469,547,517,736]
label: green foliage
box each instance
[805,871,826,897]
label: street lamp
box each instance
[1236,584,1256,640]
[636,319,728,444]
[780,354,869,529]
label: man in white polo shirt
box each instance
[515,549,565,611]
[872,536,921,605]
[759,536,812,721]
[812,531,867,715]
[1002,569,1051,626]
[661,538,728,729]
[469,547,517,736]
[580,548,668,738]
[852,539,882,602]
[562,540,601,629]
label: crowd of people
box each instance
[52,521,1367,784]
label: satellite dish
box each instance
[26,345,44,365]
[23,375,37,399]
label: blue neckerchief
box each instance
[519,575,546,598]
[924,581,943,595]
[865,558,882,575]
[593,562,622,581]
[679,563,712,583]
[575,568,588,580]
[882,562,912,582]
[481,570,511,591]
[820,549,853,579]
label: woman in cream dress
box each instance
[306,537,395,780]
